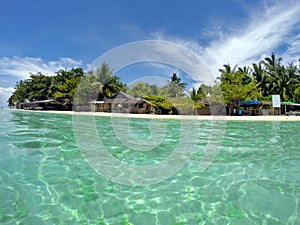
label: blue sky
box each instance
[1,0,300,107]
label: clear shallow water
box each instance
[0,110,300,224]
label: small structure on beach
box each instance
[195,98,226,115]
[228,100,276,116]
[91,91,154,114]
[15,99,63,110]
[229,100,294,116]
[281,102,300,115]
[29,99,63,110]
[240,100,260,116]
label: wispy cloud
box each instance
[0,56,82,106]
[0,56,82,80]
[205,0,300,69]
[283,32,300,65]
[0,87,14,107]
[152,0,300,79]
[90,40,216,86]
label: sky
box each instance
[1,0,300,107]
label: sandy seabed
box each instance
[9,109,300,121]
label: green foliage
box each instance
[168,96,195,115]
[293,85,300,103]
[100,76,123,99]
[258,53,300,101]
[7,69,85,105]
[218,66,261,104]
[125,73,189,114]
[9,53,300,112]
[144,95,173,114]
[8,72,53,104]
[126,82,158,98]
[125,73,186,99]
[52,68,84,101]
[161,73,187,98]
[190,84,214,103]
[208,82,224,103]
[211,53,300,104]
[8,80,31,105]
[94,62,114,84]
[8,63,124,106]
[87,63,123,100]
[73,74,98,104]
[190,87,204,102]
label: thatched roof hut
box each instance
[92,92,154,114]
[196,97,226,115]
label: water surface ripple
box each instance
[0,110,299,224]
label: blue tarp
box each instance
[244,100,259,105]
[233,100,260,105]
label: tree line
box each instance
[191,53,300,105]
[8,63,189,113]
[8,53,300,113]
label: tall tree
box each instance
[218,64,261,105]
[260,52,283,98]
[53,68,84,101]
[86,63,123,100]
[190,85,206,102]
[251,62,268,96]
[275,64,300,101]
[126,82,157,98]
[162,73,187,98]
[100,76,123,99]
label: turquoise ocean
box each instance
[0,109,300,224]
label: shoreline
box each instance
[7,109,300,121]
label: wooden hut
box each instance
[131,98,154,114]
[195,98,225,115]
[29,99,63,110]
[281,102,300,115]
[93,92,154,114]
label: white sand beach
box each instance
[9,109,300,121]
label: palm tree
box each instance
[167,73,187,98]
[218,64,237,84]
[95,62,114,84]
[277,64,300,101]
[89,63,123,100]
[27,73,52,100]
[171,73,180,83]
[218,64,260,105]
[262,52,282,70]
[100,76,123,99]
[163,73,186,98]
[190,87,198,102]
[238,66,253,84]
[251,62,269,96]
[261,53,284,99]
[190,86,206,102]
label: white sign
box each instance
[272,95,281,108]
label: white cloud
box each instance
[89,40,216,85]
[149,33,217,83]
[0,87,14,107]
[0,56,82,107]
[282,32,300,65]
[205,0,300,71]
[0,56,82,80]
[144,62,184,78]
[152,1,300,79]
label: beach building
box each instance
[228,100,274,116]
[90,91,154,114]
[281,102,300,115]
[29,99,63,110]
[195,98,226,115]
[15,99,63,110]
